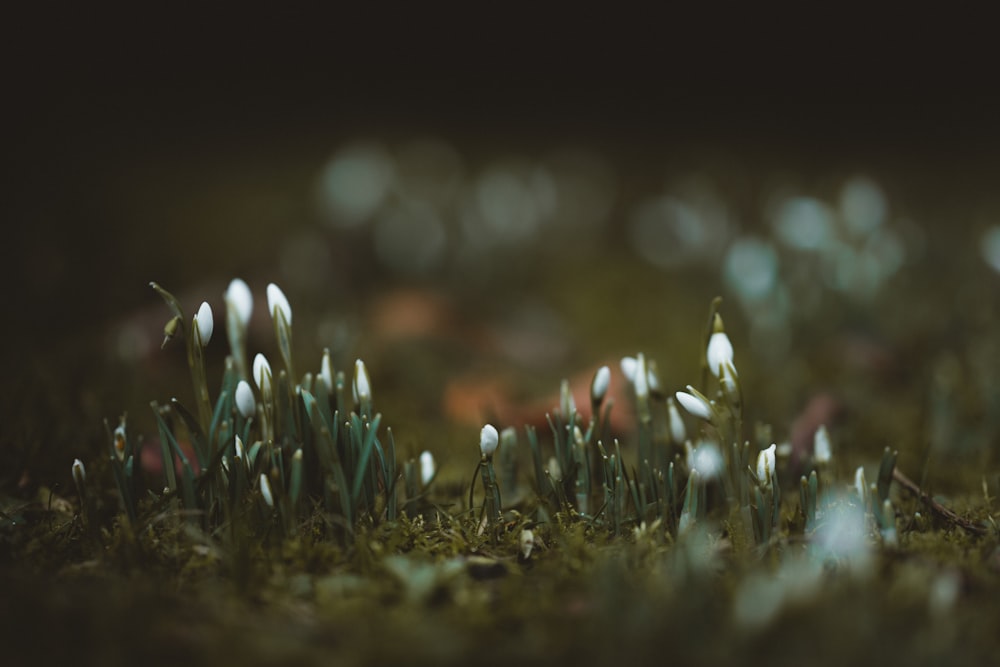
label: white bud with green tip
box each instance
[480,423,499,459]
[266,283,292,326]
[194,301,213,347]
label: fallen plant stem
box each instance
[892,468,987,536]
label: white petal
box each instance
[253,353,272,392]
[419,450,436,486]
[235,380,256,419]
[707,332,733,377]
[195,301,214,346]
[225,278,254,327]
[353,358,371,402]
[675,388,712,421]
[591,365,611,404]
[480,423,499,457]
[266,283,292,326]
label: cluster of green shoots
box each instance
[71,285,925,562]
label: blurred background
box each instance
[3,8,1000,489]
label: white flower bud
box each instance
[620,356,638,383]
[235,380,256,419]
[235,434,245,460]
[479,423,499,458]
[707,331,734,378]
[547,456,562,482]
[686,441,723,478]
[194,301,214,347]
[720,360,739,397]
[591,365,611,405]
[259,473,274,508]
[814,425,832,464]
[266,282,292,326]
[520,528,535,559]
[113,421,127,461]
[72,458,86,486]
[756,444,777,487]
[675,387,712,422]
[353,358,371,403]
[253,354,272,392]
[225,278,253,328]
[419,450,436,486]
[854,466,868,502]
[667,397,686,445]
[633,353,649,400]
[320,348,334,394]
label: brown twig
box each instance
[892,468,987,536]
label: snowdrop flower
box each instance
[253,354,273,393]
[225,278,253,328]
[320,348,334,394]
[620,356,638,382]
[480,423,499,459]
[667,397,687,444]
[419,450,436,486]
[72,458,86,487]
[353,358,371,403]
[633,353,649,400]
[814,424,832,464]
[235,434,245,460]
[720,360,739,398]
[675,386,712,422]
[854,466,868,503]
[266,282,292,325]
[520,528,536,559]
[547,456,562,482]
[707,330,734,378]
[560,379,577,417]
[686,441,723,479]
[757,444,777,487]
[194,301,214,346]
[235,380,256,419]
[113,420,127,461]
[259,473,274,508]
[590,365,611,406]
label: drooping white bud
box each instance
[235,380,256,419]
[814,424,832,464]
[520,528,535,559]
[591,365,611,405]
[353,358,371,403]
[266,282,292,326]
[320,348,334,394]
[419,450,436,486]
[675,387,712,422]
[259,473,274,508]
[225,278,253,328]
[667,397,687,445]
[756,444,777,487]
[194,301,214,347]
[707,331,734,378]
[72,458,86,487]
[479,424,499,458]
[253,354,272,392]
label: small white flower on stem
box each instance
[547,456,562,482]
[419,450,436,486]
[707,330,734,378]
[353,358,371,403]
[854,466,868,502]
[194,302,214,347]
[520,528,535,559]
[253,354,272,393]
[480,423,499,459]
[235,434,245,460]
[320,348,334,394]
[686,441,723,479]
[266,283,292,326]
[814,425,832,464]
[756,444,777,487]
[259,473,275,508]
[667,397,687,444]
[235,380,256,419]
[720,360,739,398]
[591,365,611,405]
[633,354,649,400]
[113,421,127,461]
[72,459,86,486]
[620,356,638,383]
[675,386,712,422]
[225,278,253,328]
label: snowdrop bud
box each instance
[113,421,127,461]
[591,365,611,405]
[225,278,253,328]
[854,466,868,501]
[520,528,535,559]
[235,380,255,419]
[633,353,649,400]
[646,360,662,395]
[259,473,274,508]
[667,397,687,444]
[320,348,334,394]
[620,356,638,383]
[72,458,86,487]
[253,354,272,392]
[353,358,371,402]
[675,387,712,422]
[707,330,734,378]
[419,450,436,486]
[814,425,832,464]
[266,282,292,326]
[547,456,562,482]
[559,379,576,417]
[235,434,245,460]
[720,361,739,397]
[756,444,777,487]
[480,424,499,458]
[194,301,214,347]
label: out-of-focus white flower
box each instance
[620,356,638,382]
[854,466,868,503]
[353,358,371,403]
[633,354,649,400]
[928,569,962,619]
[707,331,734,378]
[667,397,687,444]
[225,278,253,328]
[720,360,738,397]
[547,456,562,482]
[113,421,127,461]
[72,459,86,486]
[480,424,499,458]
[675,387,712,422]
[591,365,611,405]
[195,301,214,346]
[520,528,535,559]
[235,380,256,419]
[253,354,273,393]
[757,444,777,487]
[259,473,274,508]
[814,425,832,464]
[419,450,436,486]
[560,379,576,417]
[266,283,292,326]
[686,441,723,478]
[320,348,334,394]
